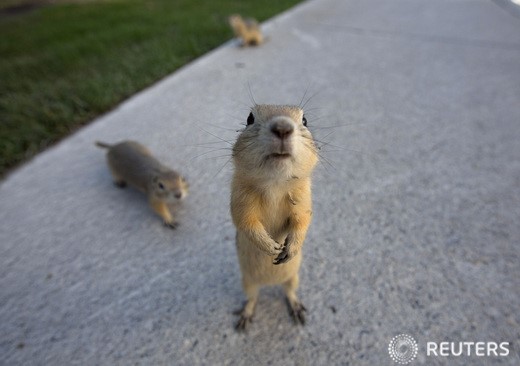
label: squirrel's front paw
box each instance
[273,237,294,264]
[266,241,284,256]
[273,245,292,265]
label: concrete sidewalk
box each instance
[1,0,520,364]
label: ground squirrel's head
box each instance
[228,14,244,29]
[232,104,318,181]
[150,171,188,203]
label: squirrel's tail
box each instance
[95,141,112,149]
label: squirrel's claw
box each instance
[287,300,307,325]
[273,237,291,264]
[235,315,252,331]
[234,307,253,332]
[164,221,179,229]
[273,246,290,265]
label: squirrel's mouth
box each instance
[268,153,292,160]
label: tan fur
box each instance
[228,14,264,47]
[230,105,318,330]
[96,140,188,228]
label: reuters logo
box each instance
[388,334,418,364]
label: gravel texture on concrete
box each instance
[1,0,520,365]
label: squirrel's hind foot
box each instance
[233,302,255,332]
[287,299,306,325]
[234,309,253,332]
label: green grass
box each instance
[0,0,303,177]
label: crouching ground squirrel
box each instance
[230,105,318,330]
[228,14,264,47]
[96,140,188,228]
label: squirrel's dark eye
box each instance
[247,112,255,126]
[158,182,165,190]
[302,115,308,127]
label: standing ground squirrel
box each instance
[230,104,318,330]
[228,14,264,47]
[96,140,188,228]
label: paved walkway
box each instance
[1,0,520,364]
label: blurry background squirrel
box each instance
[228,14,264,46]
[96,140,188,229]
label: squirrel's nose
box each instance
[175,192,182,199]
[270,121,294,140]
